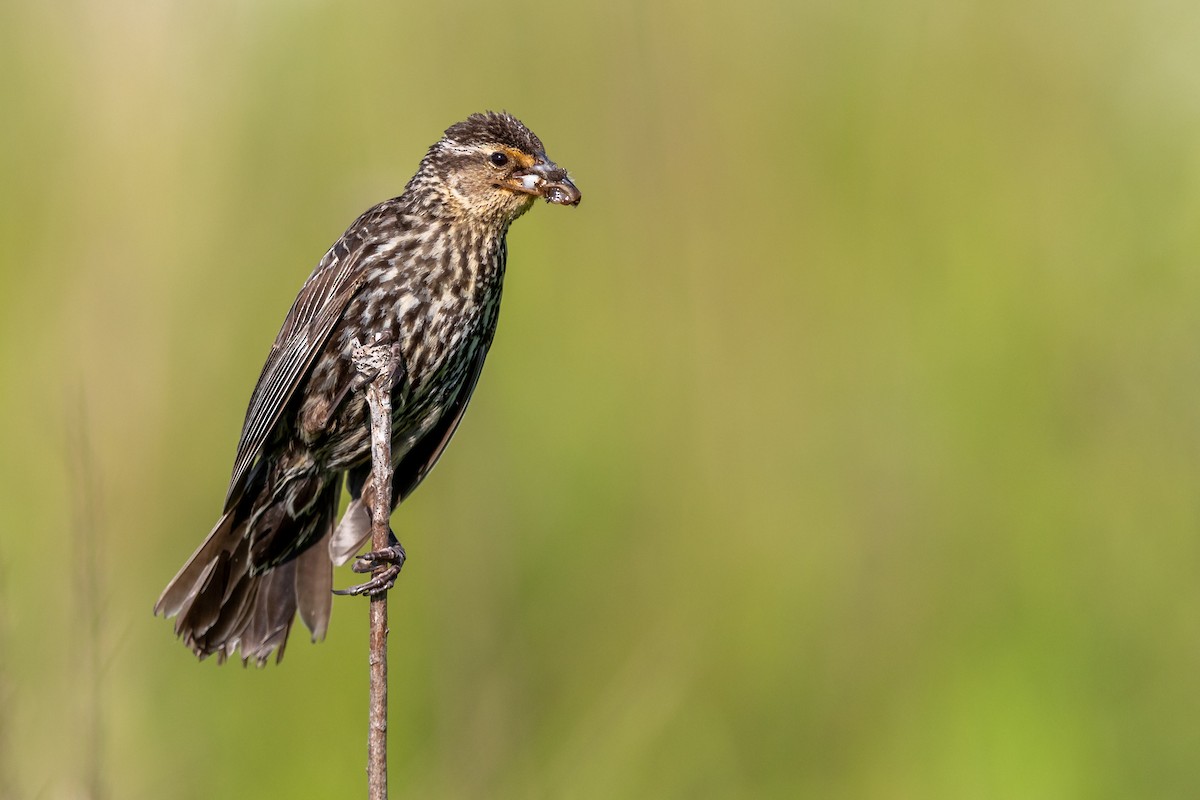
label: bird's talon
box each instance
[351,544,407,574]
[333,564,401,596]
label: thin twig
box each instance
[67,396,105,800]
[357,340,395,800]
[0,545,11,800]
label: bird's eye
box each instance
[489,152,509,167]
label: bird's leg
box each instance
[333,528,406,596]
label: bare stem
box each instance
[67,397,105,800]
[358,341,395,800]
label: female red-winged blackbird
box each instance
[155,112,580,665]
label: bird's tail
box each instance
[154,479,340,666]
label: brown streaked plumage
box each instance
[155,112,580,665]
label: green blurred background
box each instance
[3,0,1200,797]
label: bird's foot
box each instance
[333,542,407,597]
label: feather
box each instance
[239,561,297,666]
[225,243,372,508]
[295,485,339,641]
[330,498,371,567]
[154,509,237,618]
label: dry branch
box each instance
[355,339,396,800]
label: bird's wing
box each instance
[328,347,487,566]
[393,343,488,504]
[224,233,374,508]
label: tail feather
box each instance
[156,478,341,664]
[154,510,236,619]
[329,498,371,566]
[199,540,255,645]
[236,561,297,665]
[177,550,232,639]
[296,527,333,642]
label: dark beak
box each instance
[515,158,581,206]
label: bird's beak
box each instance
[512,158,581,206]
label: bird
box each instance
[154,111,580,665]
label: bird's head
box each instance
[415,111,581,225]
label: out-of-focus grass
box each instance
[3,0,1200,797]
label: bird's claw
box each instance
[332,543,407,597]
[333,564,402,597]
[351,544,407,574]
